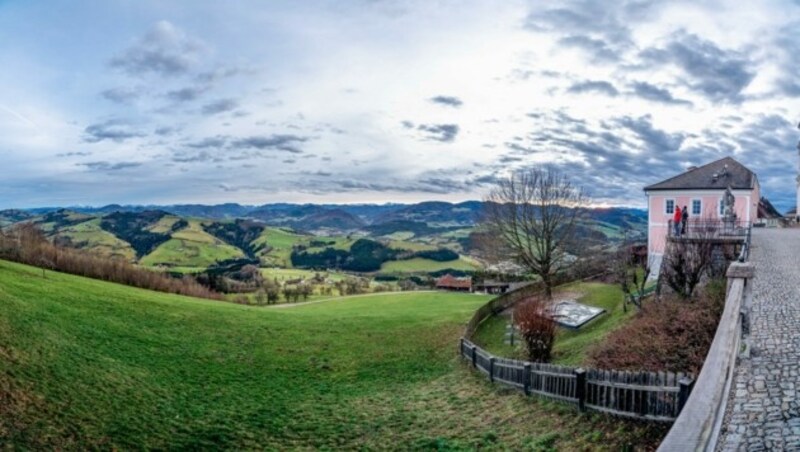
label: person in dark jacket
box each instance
[681,206,689,235]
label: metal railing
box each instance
[667,219,750,240]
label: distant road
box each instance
[267,290,442,309]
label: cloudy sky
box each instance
[0,1,798,210]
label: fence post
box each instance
[575,368,586,411]
[678,376,695,413]
[489,357,496,383]
[471,345,477,368]
[523,363,532,396]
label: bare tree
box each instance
[613,235,652,311]
[660,218,717,299]
[481,167,589,298]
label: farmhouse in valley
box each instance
[643,156,760,270]
[435,274,472,292]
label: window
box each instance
[665,199,675,214]
[692,199,701,216]
[719,198,725,216]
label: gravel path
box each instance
[718,229,800,451]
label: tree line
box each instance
[0,223,222,300]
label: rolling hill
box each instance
[0,203,647,274]
[0,258,661,449]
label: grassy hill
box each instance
[0,259,663,449]
[140,219,245,268]
[0,204,648,276]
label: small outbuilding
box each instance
[474,280,511,295]
[435,274,472,292]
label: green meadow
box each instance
[0,259,663,449]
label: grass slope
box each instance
[58,218,136,261]
[0,260,664,449]
[140,220,244,268]
[380,256,478,273]
[472,282,635,366]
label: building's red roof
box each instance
[436,274,472,289]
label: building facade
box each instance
[644,157,760,268]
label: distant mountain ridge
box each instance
[0,203,648,274]
[2,201,647,234]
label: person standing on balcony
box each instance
[673,205,682,237]
[681,206,689,236]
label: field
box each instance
[380,256,478,273]
[472,282,636,366]
[0,259,664,449]
[58,218,136,261]
[140,220,245,268]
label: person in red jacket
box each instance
[673,206,682,237]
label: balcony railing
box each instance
[667,219,750,240]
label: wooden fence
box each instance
[460,338,693,422]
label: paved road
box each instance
[719,229,800,451]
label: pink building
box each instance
[644,157,760,267]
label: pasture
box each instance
[0,259,661,449]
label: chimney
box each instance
[686,165,698,172]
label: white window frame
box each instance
[665,198,675,215]
[691,199,702,216]
[718,198,725,217]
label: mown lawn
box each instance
[472,282,636,366]
[0,260,664,449]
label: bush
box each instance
[515,297,556,362]
[587,280,726,374]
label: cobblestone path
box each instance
[718,229,800,451]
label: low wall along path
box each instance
[718,229,800,450]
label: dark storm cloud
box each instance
[639,31,754,103]
[629,81,692,106]
[429,95,463,107]
[416,124,460,142]
[230,134,310,153]
[110,21,205,77]
[566,80,619,96]
[78,161,142,171]
[83,119,146,143]
[101,87,141,104]
[201,98,239,115]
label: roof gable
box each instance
[644,157,757,191]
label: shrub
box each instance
[587,280,726,374]
[515,297,557,362]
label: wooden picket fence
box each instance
[460,338,693,422]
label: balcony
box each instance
[667,219,751,243]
